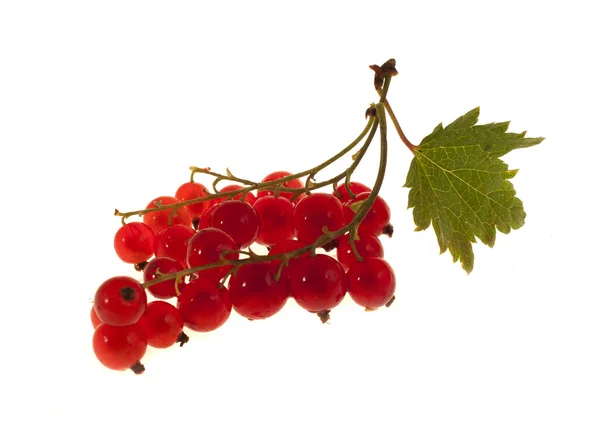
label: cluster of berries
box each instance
[91,171,396,374]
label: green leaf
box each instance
[404,107,544,274]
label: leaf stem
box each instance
[377,87,417,153]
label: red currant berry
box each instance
[288,254,347,314]
[143,196,192,234]
[198,203,217,230]
[175,182,211,219]
[177,277,232,332]
[344,192,391,236]
[210,200,260,248]
[268,239,308,257]
[138,301,187,348]
[215,185,257,205]
[143,256,184,300]
[90,306,102,328]
[92,323,147,373]
[113,222,155,264]
[336,233,384,270]
[186,228,239,281]
[333,181,371,203]
[253,196,294,246]
[347,257,396,309]
[153,224,196,267]
[293,193,345,244]
[228,262,289,320]
[257,171,304,202]
[94,276,147,327]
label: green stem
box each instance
[200,115,376,194]
[116,117,375,222]
[377,86,416,153]
[343,100,390,263]
[257,112,378,198]
[142,98,389,290]
[369,102,388,198]
[348,226,362,262]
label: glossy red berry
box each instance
[228,262,289,320]
[293,193,345,244]
[257,171,304,202]
[186,228,239,281]
[253,196,294,246]
[344,192,391,236]
[143,256,184,300]
[210,200,260,248]
[198,203,217,230]
[143,196,192,234]
[92,323,147,373]
[268,239,308,257]
[177,277,232,332]
[336,233,384,270]
[288,254,347,313]
[334,181,371,203]
[153,224,196,267]
[90,306,102,328]
[113,222,155,264]
[138,301,186,348]
[215,185,257,205]
[175,182,211,219]
[347,257,396,309]
[94,276,147,327]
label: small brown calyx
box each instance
[120,287,136,301]
[383,223,394,238]
[321,239,339,252]
[192,217,200,231]
[317,310,331,324]
[134,261,148,272]
[130,361,145,375]
[176,331,189,347]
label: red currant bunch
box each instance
[92,58,404,374]
[94,170,397,374]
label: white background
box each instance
[1,1,598,432]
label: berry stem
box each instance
[193,114,376,197]
[199,167,257,194]
[259,110,378,200]
[174,275,183,297]
[116,116,376,223]
[141,88,391,290]
[362,102,387,208]
[348,227,363,263]
[273,256,290,283]
[385,295,396,308]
